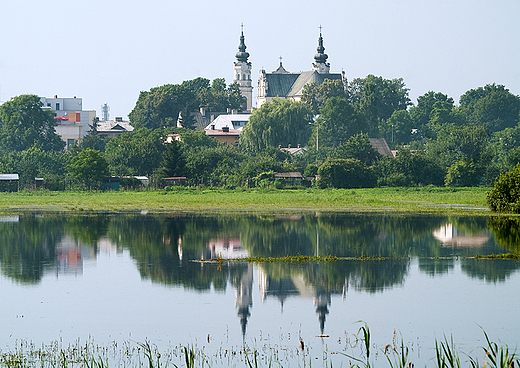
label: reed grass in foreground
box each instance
[0,328,516,368]
[0,187,490,213]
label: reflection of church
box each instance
[433,224,490,247]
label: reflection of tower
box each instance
[235,263,253,339]
[313,291,331,334]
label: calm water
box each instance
[1,212,519,367]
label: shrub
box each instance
[317,158,376,189]
[487,164,520,213]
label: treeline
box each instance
[0,76,519,190]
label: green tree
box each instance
[158,140,186,179]
[104,128,165,176]
[459,84,520,132]
[379,109,415,145]
[409,91,454,137]
[425,124,490,170]
[0,94,65,152]
[332,133,381,165]
[128,84,197,130]
[317,158,376,189]
[314,97,368,148]
[240,99,313,152]
[67,148,109,189]
[348,75,411,134]
[445,159,478,187]
[487,164,520,213]
[301,79,348,114]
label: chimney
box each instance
[211,124,215,130]
[297,144,300,148]
[288,144,291,148]
[222,126,229,132]
[115,117,123,122]
[54,95,58,98]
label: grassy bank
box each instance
[0,186,490,213]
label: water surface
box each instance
[0,212,519,366]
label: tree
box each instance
[487,164,520,213]
[332,133,380,165]
[317,158,376,189]
[158,140,186,179]
[459,84,520,132]
[67,148,109,189]
[348,75,411,134]
[426,124,490,169]
[0,94,65,152]
[379,110,415,145]
[313,97,368,148]
[409,91,454,136]
[301,79,348,114]
[240,99,313,152]
[445,159,478,187]
[104,128,165,176]
[128,84,197,130]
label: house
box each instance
[41,96,97,148]
[204,114,251,131]
[205,125,241,146]
[97,117,134,138]
[0,174,19,192]
[280,144,306,155]
[369,138,392,156]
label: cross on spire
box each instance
[319,25,323,34]
[241,23,244,33]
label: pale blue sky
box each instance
[0,0,518,119]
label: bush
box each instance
[445,159,478,187]
[317,158,376,189]
[487,164,520,213]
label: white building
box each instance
[40,96,97,148]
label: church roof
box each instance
[287,71,342,97]
[264,71,343,98]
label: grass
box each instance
[0,187,491,214]
[0,329,517,368]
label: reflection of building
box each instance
[433,224,490,247]
[55,236,94,276]
[207,238,248,259]
[235,263,253,339]
[258,267,345,334]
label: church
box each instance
[232,27,346,111]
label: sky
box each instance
[0,0,519,120]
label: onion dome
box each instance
[235,31,250,62]
[314,32,328,64]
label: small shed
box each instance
[0,174,19,192]
[102,176,120,191]
[274,172,306,186]
[164,177,188,186]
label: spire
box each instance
[235,24,250,62]
[312,26,330,74]
[314,27,328,65]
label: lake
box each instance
[0,211,519,367]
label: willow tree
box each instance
[239,99,313,153]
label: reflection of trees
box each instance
[65,214,110,249]
[488,216,520,253]
[0,214,64,283]
[461,259,519,283]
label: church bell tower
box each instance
[233,25,253,112]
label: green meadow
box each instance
[0,186,490,214]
